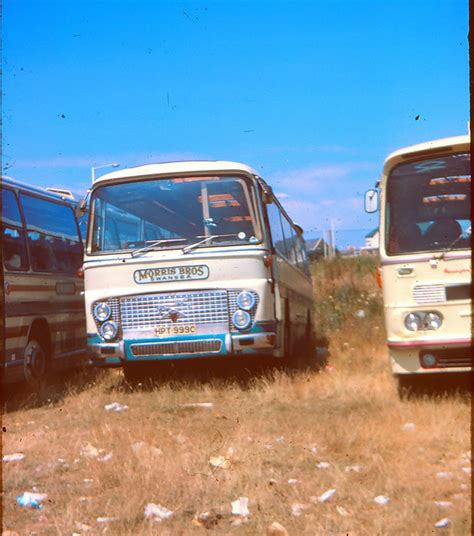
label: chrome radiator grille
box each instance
[131,339,222,356]
[120,290,228,331]
[413,285,446,304]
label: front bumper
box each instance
[388,338,472,375]
[88,324,277,366]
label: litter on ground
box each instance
[336,506,350,517]
[96,517,118,524]
[434,501,452,508]
[436,471,453,479]
[318,488,336,503]
[80,444,101,458]
[345,464,362,473]
[374,495,390,505]
[434,518,450,529]
[402,422,416,432]
[181,402,213,409]
[209,455,231,470]
[316,461,330,469]
[231,496,250,517]
[104,402,129,412]
[144,503,174,522]
[97,452,113,462]
[16,491,48,509]
[3,453,25,462]
[287,478,299,485]
[291,503,310,517]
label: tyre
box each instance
[23,338,48,397]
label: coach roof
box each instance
[92,160,261,185]
[382,135,470,176]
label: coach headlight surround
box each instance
[424,312,443,330]
[93,302,111,322]
[236,290,256,311]
[100,321,118,341]
[232,309,252,330]
[404,312,422,332]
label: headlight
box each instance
[99,321,118,340]
[93,302,111,322]
[424,312,442,330]
[232,309,251,330]
[236,291,256,311]
[404,312,422,331]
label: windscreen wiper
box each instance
[443,226,471,254]
[131,238,188,257]
[182,234,238,254]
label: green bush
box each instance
[310,256,383,336]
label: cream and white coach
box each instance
[365,135,471,393]
[81,161,317,381]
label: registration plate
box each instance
[155,325,197,336]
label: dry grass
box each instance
[2,258,471,535]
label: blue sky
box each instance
[2,0,469,246]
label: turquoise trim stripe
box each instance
[124,333,228,362]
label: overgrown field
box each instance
[2,257,471,535]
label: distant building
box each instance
[360,228,379,256]
[305,237,326,258]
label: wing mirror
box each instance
[364,189,379,213]
[262,186,274,204]
[75,197,88,219]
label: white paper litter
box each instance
[231,496,250,517]
[291,503,304,517]
[374,495,390,505]
[104,402,129,412]
[3,453,25,462]
[355,309,366,318]
[287,478,299,486]
[336,506,349,517]
[80,444,101,458]
[96,517,118,524]
[402,422,416,432]
[434,501,452,508]
[97,452,113,462]
[181,402,213,409]
[434,517,450,529]
[316,461,330,469]
[344,464,362,473]
[318,488,336,503]
[209,455,231,469]
[436,471,453,479]
[144,503,173,522]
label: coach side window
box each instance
[21,194,83,274]
[280,214,298,266]
[1,188,29,271]
[266,202,286,256]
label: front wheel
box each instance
[23,338,48,396]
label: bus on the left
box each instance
[1,176,87,390]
